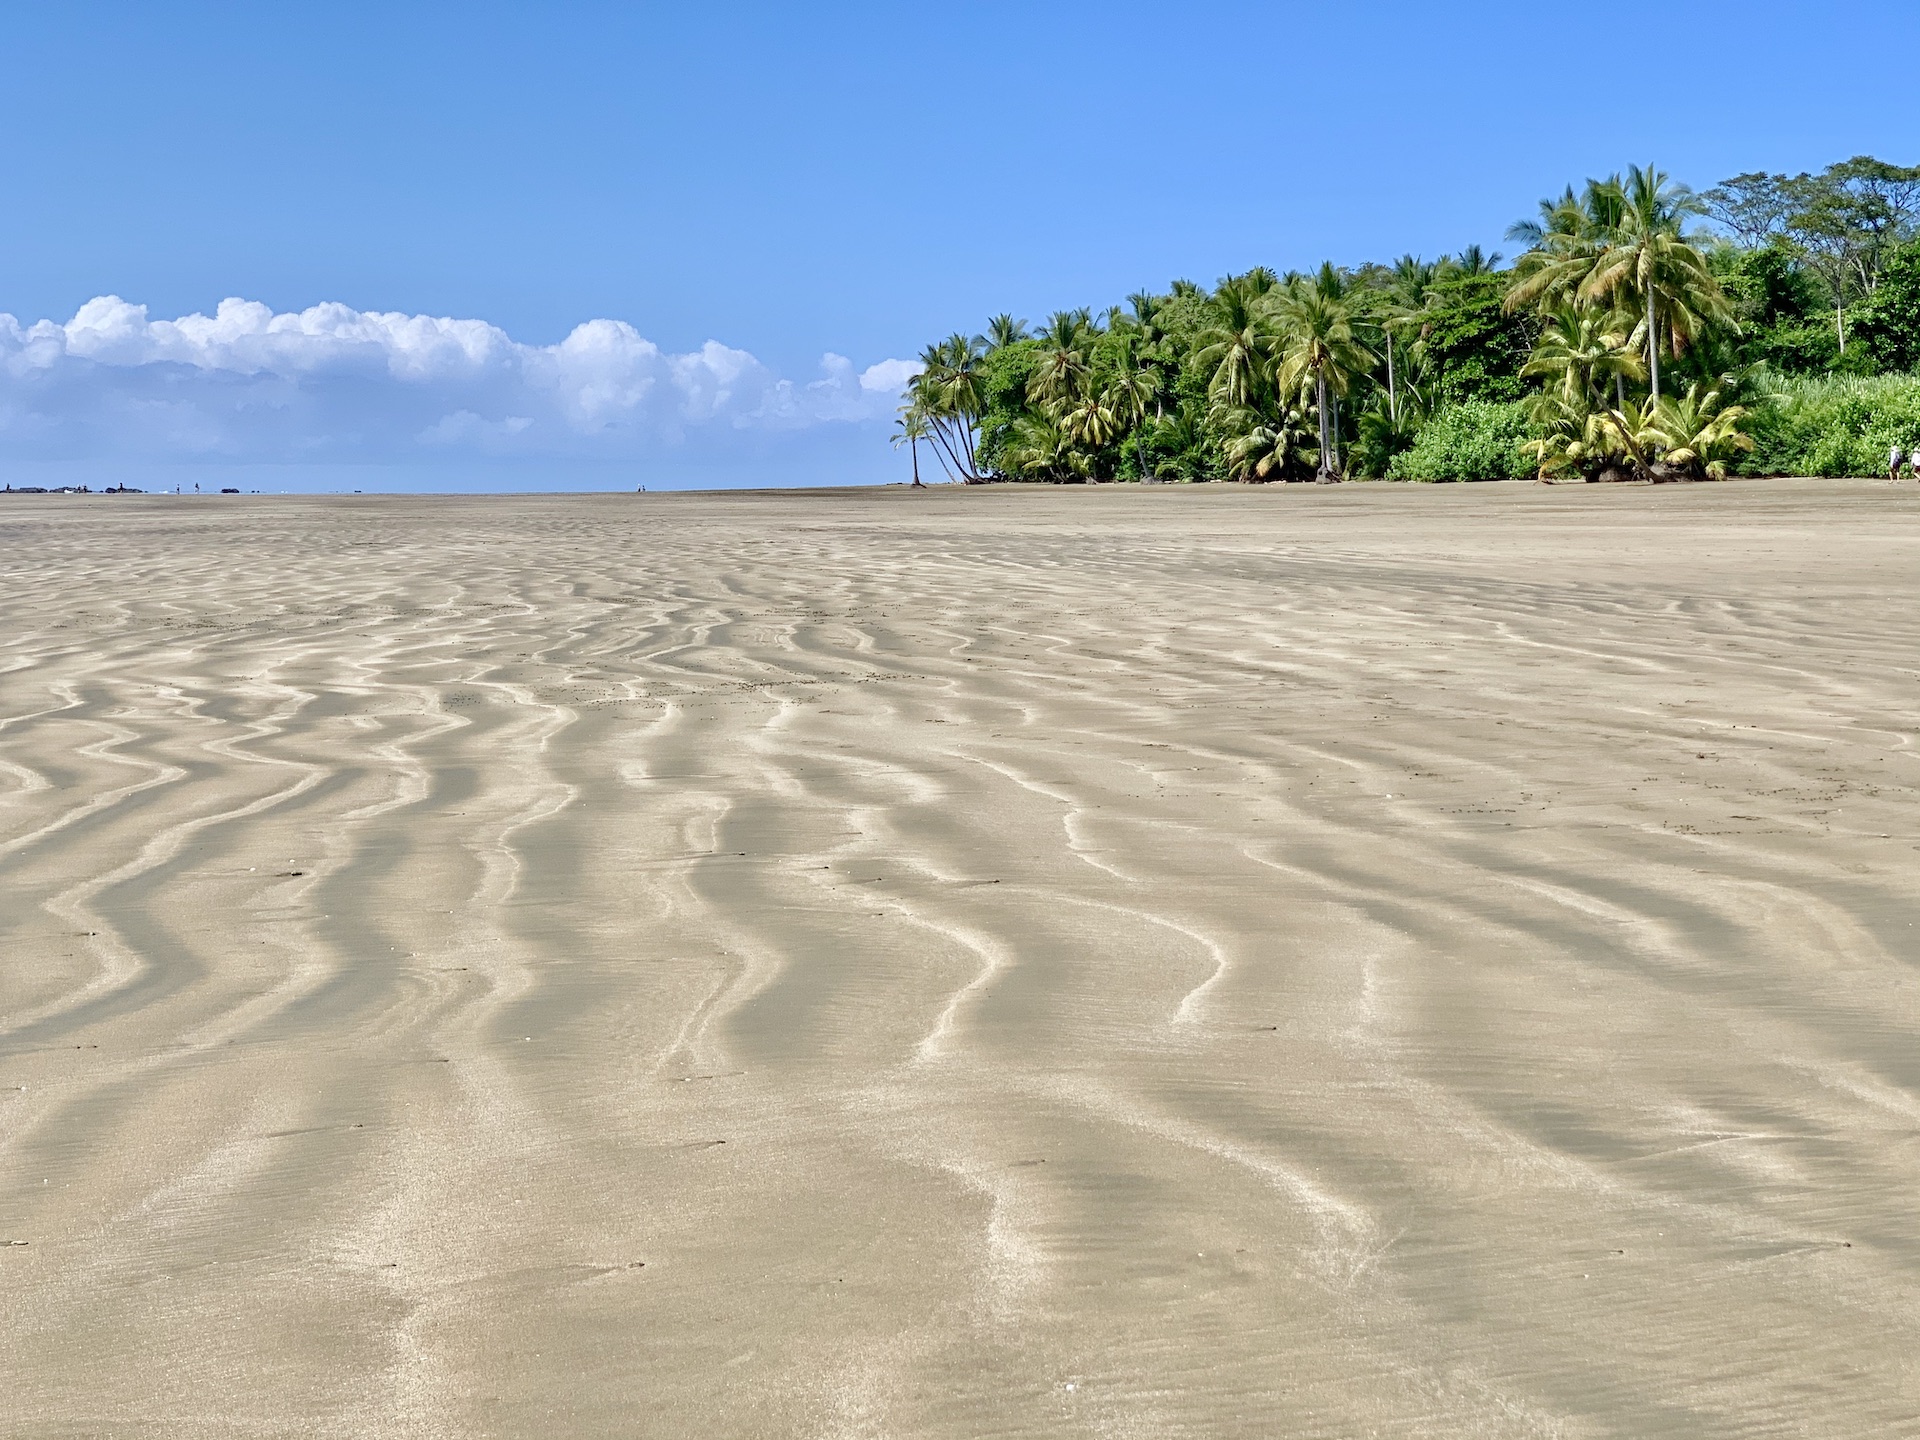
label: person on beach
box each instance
[1892,444,1905,481]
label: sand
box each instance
[0,477,1915,1438]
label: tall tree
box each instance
[1380,254,1438,425]
[891,409,929,486]
[1272,275,1374,481]
[1701,172,1800,249]
[983,314,1030,351]
[1522,304,1645,411]
[1027,310,1096,411]
[1194,281,1277,409]
[1102,334,1162,478]
[1578,166,1730,399]
[910,334,988,481]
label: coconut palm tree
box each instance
[983,314,1030,351]
[1577,166,1731,400]
[1027,310,1096,411]
[1505,176,1629,312]
[891,409,929,487]
[1222,408,1316,482]
[1102,335,1162,479]
[1000,412,1088,482]
[1646,380,1753,479]
[1441,244,1504,278]
[1526,393,1625,483]
[1379,254,1438,426]
[1271,276,1374,481]
[1057,391,1120,452]
[910,334,987,481]
[1194,282,1276,409]
[1522,304,1646,411]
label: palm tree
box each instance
[1000,412,1088,482]
[1125,291,1162,326]
[1646,380,1753,479]
[1441,244,1504,278]
[1380,255,1438,426]
[910,333,987,481]
[1271,275,1374,481]
[1194,282,1276,409]
[1057,390,1119,452]
[983,314,1030,351]
[1505,176,1627,313]
[1521,304,1646,411]
[1577,166,1731,400]
[1102,335,1162,479]
[1147,409,1207,482]
[1027,310,1095,411]
[1526,392,1626,483]
[891,409,929,487]
[1222,408,1316,482]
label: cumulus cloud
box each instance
[0,296,919,466]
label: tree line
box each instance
[895,156,1920,483]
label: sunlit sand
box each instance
[2,478,1915,1436]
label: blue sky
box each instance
[1,1,1914,490]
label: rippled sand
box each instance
[1,479,1916,1438]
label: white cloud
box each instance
[0,296,921,466]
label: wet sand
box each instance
[1,478,1916,1438]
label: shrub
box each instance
[1741,371,1920,475]
[1388,400,1535,482]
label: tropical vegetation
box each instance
[899,155,1920,483]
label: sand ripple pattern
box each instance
[1,481,1917,1438]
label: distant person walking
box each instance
[1892,444,1905,482]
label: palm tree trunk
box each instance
[1646,291,1659,401]
[910,435,923,487]
[1315,371,1332,480]
[927,423,967,483]
[1386,332,1397,427]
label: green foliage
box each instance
[914,152,1915,487]
[1740,371,1920,476]
[1712,243,1841,372]
[1388,401,1535,482]
[1414,274,1536,403]
[974,340,1041,476]
[1854,241,1920,373]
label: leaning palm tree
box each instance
[1271,277,1374,481]
[910,333,987,481]
[1577,166,1731,400]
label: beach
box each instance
[1,477,1916,1437]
